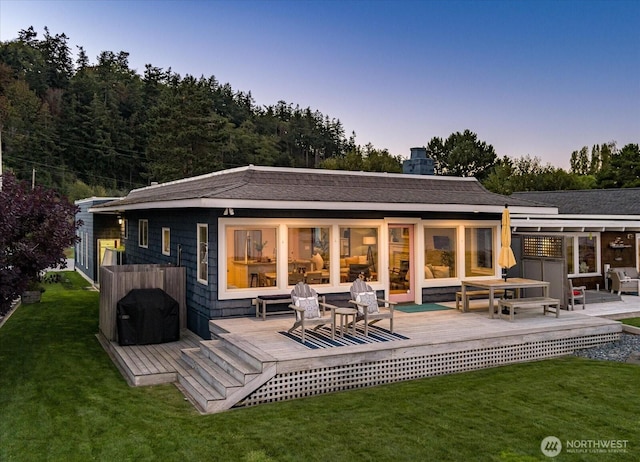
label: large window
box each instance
[339,226,378,283]
[567,234,599,275]
[225,226,278,289]
[424,227,456,279]
[465,227,494,277]
[138,219,148,248]
[287,227,331,285]
[197,224,208,284]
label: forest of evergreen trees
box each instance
[1,27,637,201]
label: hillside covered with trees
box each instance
[0,27,637,201]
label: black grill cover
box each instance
[116,288,179,346]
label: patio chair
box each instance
[609,269,640,296]
[567,279,586,310]
[348,276,395,336]
[287,281,336,342]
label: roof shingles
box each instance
[512,189,640,215]
[97,166,541,209]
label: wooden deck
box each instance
[99,294,640,413]
[98,329,202,386]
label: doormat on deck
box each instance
[585,290,622,304]
[395,303,452,313]
[279,325,409,350]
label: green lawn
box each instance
[1,272,638,462]
[622,318,640,328]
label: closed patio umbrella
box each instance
[498,205,516,281]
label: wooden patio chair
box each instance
[567,279,586,310]
[348,276,395,336]
[287,281,336,342]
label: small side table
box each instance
[334,307,358,337]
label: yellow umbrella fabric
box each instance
[498,205,516,277]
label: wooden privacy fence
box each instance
[99,264,186,342]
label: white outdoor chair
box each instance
[287,282,336,342]
[348,276,395,336]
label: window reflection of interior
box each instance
[389,227,410,292]
[566,234,599,275]
[225,226,277,289]
[288,227,331,286]
[424,227,456,279]
[340,227,378,283]
[465,227,494,277]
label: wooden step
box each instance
[178,372,224,413]
[198,340,262,382]
[181,348,243,397]
[215,333,278,370]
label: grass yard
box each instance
[1,272,638,462]
[622,317,640,328]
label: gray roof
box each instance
[512,189,640,215]
[93,165,548,212]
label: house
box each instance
[74,197,123,284]
[89,164,555,339]
[510,188,640,297]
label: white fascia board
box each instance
[512,213,640,220]
[511,217,640,231]
[75,196,121,205]
[90,198,556,215]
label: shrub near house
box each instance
[0,173,81,314]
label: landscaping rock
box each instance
[573,333,640,363]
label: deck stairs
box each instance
[178,333,277,414]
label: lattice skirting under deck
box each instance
[235,332,620,408]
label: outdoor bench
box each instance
[498,297,560,322]
[254,294,293,320]
[455,289,507,310]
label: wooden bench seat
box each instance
[254,295,292,320]
[498,297,560,322]
[455,289,506,310]
[254,294,326,320]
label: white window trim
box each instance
[138,219,148,248]
[637,233,640,273]
[422,224,458,282]
[217,218,502,300]
[197,223,208,284]
[123,219,128,240]
[566,232,601,278]
[84,231,89,266]
[218,218,386,299]
[162,227,171,256]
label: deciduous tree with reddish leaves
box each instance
[0,172,81,314]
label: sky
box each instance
[1,0,638,170]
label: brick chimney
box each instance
[402,147,434,175]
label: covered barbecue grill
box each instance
[116,288,179,346]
